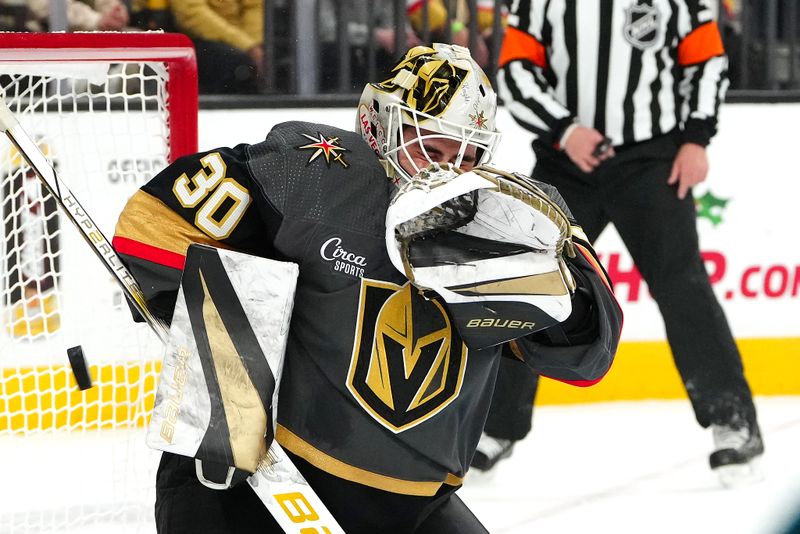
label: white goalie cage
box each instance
[0,32,198,533]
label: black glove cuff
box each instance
[550,116,577,149]
[682,118,715,147]
[524,265,598,347]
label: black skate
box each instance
[470,434,515,471]
[709,422,764,487]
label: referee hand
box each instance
[667,143,709,199]
[563,125,615,173]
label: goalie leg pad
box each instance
[147,244,298,477]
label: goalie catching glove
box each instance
[386,164,578,350]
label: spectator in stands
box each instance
[319,0,422,92]
[406,0,508,68]
[129,0,176,32]
[27,0,129,31]
[719,0,743,88]
[170,0,263,95]
[318,0,507,92]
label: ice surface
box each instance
[2,397,798,533]
[460,397,800,534]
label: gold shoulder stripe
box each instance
[276,424,463,496]
[115,190,229,257]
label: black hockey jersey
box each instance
[113,121,622,496]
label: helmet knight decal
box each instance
[375,47,469,118]
[357,43,501,183]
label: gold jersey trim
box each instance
[451,270,570,297]
[114,190,228,257]
[276,424,464,496]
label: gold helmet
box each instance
[357,43,501,183]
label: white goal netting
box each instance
[0,33,197,534]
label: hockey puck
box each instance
[67,345,93,390]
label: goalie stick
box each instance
[0,102,169,343]
[0,99,343,534]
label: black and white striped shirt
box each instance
[497,0,729,148]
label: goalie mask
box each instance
[357,43,501,184]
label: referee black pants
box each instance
[486,132,758,439]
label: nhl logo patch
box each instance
[296,132,349,169]
[623,3,662,50]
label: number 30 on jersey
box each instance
[171,151,251,240]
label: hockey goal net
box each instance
[0,32,197,533]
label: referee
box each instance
[474,0,763,483]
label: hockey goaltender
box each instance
[112,44,622,533]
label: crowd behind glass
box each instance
[0,0,797,95]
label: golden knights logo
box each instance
[347,279,468,433]
[296,132,349,168]
[373,46,468,118]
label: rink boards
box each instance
[2,336,798,432]
[1,104,798,432]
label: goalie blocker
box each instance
[146,243,297,478]
[386,164,603,350]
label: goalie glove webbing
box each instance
[386,164,578,349]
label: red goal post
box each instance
[0,31,198,163]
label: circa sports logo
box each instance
[623,3,662,50]
[319,236,367,278]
